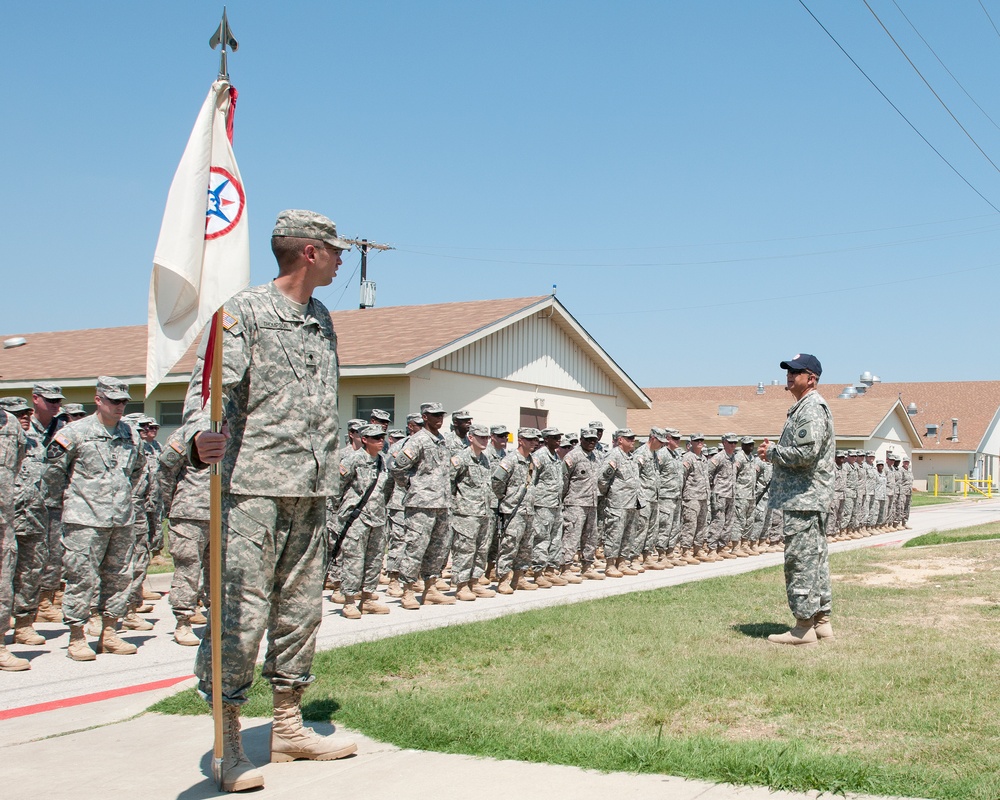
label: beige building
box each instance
[0,294,650,442]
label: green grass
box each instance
[910,493,958,507]
[152,540,1000,799]
[904,520,1000,548]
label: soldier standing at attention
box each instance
[708,434,738,559]
[633,429,665,571]
[187,210,357,791]
[679,434,711,563]
[560,429,601,581]
[383,413,424,598]
[653,429,685,567]
[448,424,496,600]
[529,427,567,587]
[758,353,835,647]
[597,429,641,578]
[492,428,540,593]
[444,410,473,452]
[31,383,68,625]
[733,436,758,555]
[0,405,28,671]
[900,457,914,529]
[45,377,146,661]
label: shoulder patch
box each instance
[46,441,66,459]
[53,432,70,448]
[451,455,462,467]
[339,463,348,475]
[170,440,185,454]
[222,310,239,330]
[608,459,617,469]
[402,448,414,459]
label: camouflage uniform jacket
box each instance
[492,451,535,516]
[390,428,450,509]
[864,462,877,494]
[708,450,736,498]
[632,443,659,503]
[854,463,866,501]
[766,390,835,512]
[530,447,564,509]
[336,449,393,529]
[886,466,899,497]
[900,467,913,492]
[13,416,49,535]
[45,414,146,527]
[598,446,642,509]
[0,410,27,530]
[756,459,773,500]
[681,450,710,500]
[157,432,209,521]
[874,470,887,500]
[844,462,859,494]
[733,449,757,500]
[833,463,846,498]
[656,447,684,500]
[28,416,63,509]
[385,437,410,512]
[444,430,470,453]
[562,446,599,507]
[450,447,492,517]
[183,281,340,497]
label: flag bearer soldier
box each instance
[448,424,497,600]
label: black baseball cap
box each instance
[779,353,822,377]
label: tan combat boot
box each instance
[421,581,457,605]
[386,573,404,598]
[733,542,750,558]
[604,559,624,578]
[141,583,162,601]
[271,687,357,763]
[718,545,737,560]
[97,615,137,655]
[767,617,818,646]
[36,589,62,623]
[122,607,154,631]
[13,614,45,646]
[0,644,30,671]
[220,703,265,791]
[67,624,96,661]
[560,566,583,584]
[581,564,605,580]
[513,570,537,591]
[190,608,208,625]
[84,614,103,637]
[329,581,346,605]
[455,582,477,601]
[532,570,553,589]
[472,581,497,597]
[813,612,835,642]
[497,571,515,594]
[360,591,390,614]
[341,596,361,620]
[400,583,420,610]
[546,568,569,586]
[619,559,639,575]
[173,618,200,646]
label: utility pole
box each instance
[343,238,393,309]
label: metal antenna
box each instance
[342,239,394,309]
[210,7,239,80]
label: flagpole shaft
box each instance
[209,309,225,786]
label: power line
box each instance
[977,0,1000,43]
[797,0,1000,214]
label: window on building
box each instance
[519,407,548,430]
[158,401,184,427]
[355,396,395,426]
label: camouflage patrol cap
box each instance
[580,428,599,439]
[63,403,85,416]
[369,408,391,423]
[359,424,386,438]
[876,459,885,466]
[705,446,718,456]
[141,416,159,427]
[420,402,445,415]
[687,432,706,442]
[835,449,846,458]
[559,435,574,447]
[347,419,366,433]
[865,450,875,457]
[490,424,509,436]
[665,428,682,439]
[518,427,541,439]
[452,409,473,420]
[649,427,669,443]
[272,209,352,251]
[615,428,637,439]
[721,433,738,443]
[588,420,605,430]
[123,413,145,424]
[96,376,130,401]
[740,436,755,445]
[0,396,31,413]
[468,424,489,437]
[902,456,910,463]
[406,413,424,426]
[33,382,64,400]
[387,429,405,439]
[540,427,562,438]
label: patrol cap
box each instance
[63,403,85,416]
[490,424,509,436]
[271,209,352,251]
[835,449,846,458]
[369,409,391,423]
[420,402,445,415]
[387,429,405,439]
[0,396,31,413]
[359,424,386,438]
[559,435,574,447]
[518,427,541,440]
[666,428,682,439]
[876,459,884,466]
[740,436,755,445]
[123,412,146,424]
[687,432,706,442]
[721,433,738,443]
[779,353,822,377]
[705,446,718,456]
[588,420,605,430]
[468,424,489,437]
[615,428,637,439]
[96,376,130,401]
[141,416,159,427]
[33,382,64,400]
[902,456,910,462]
[406,413,424,426]
[347,419,366,433]
[866,450,875,457]
[580,428,600,440]
[650,427,669,443]
[540,427,561,438]
[452,410,473,420]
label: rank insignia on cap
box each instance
[222,311,239,330]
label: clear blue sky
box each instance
[2,1,999,389]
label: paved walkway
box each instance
[4,498,996,799]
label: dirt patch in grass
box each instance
[836,556,979,587]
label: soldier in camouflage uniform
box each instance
[750,455,782,550]
[653,429,685,566]
[759,354,835,646]
[900,458,913,528]
[842,451,858,537]
[884,453,899,529]
[390,402,454,609]
[0,396,50,648]
[873,459,887,527]
[383,413,424,598]
[335,425,394,618]
[633,429,665,571]
[30,383,68,625]
[597,429,642,577]
[0,406,29,671]
[444,410,473,452]
[325,419,365,599]
[493,428,540,592]
[45,377,146,661]
[449,424,497,600]
[679,434,710,563]
[850,449,867,534]
[529,428,567,587]
[862,451,877,534]
[733,436,759,555]
[119,413,158,633]
[708,433,738,558]
[561,428,601,580]
[484,424,509,579]
[185,211,357,790]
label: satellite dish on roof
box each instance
[3,337,26,349]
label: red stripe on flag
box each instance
[0,674,194,721]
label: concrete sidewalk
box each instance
[4,499,992,799]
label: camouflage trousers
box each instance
[61,523,136,626]
[840,495,855,532]
[679,498,708,550]
[708,494,735,548]
[654,497,682,552]
[398,508,452,584]
[781,510,832,620]
[561,505,597,566]
[850,493,866,528]
[873,499,886,526]
[450,514,490,583]
[0,522,16,628]
[900,493,911,524]
[601,505,637,561]
[126,515,152,607]
[752,502,783,543]
[168,518,210,619]
[13,531,47,616]
[148,512,165,554]
[340,520,385,596]
[829,495,844,533]
[861,495,875,527]
[38,509,64,592]
[530,506,563,571]
[733,497,755,543]
[634,502,658,556]
[496,511,533,575]
[195,494,326,706]
[383,508,406,573]
[887,494,900,525]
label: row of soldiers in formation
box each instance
[831,449,914,539]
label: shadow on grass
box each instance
[303,696,343,722]
[732,622,787,639]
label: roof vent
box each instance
[770,379,780,386]
[870,375,881,384]
[854,384,867,395]
[859,370,874,385]
[2,337,26,349]
[906,402,918,416]
[756,382,765,395]
[950,418,958,441]
[718,405,738,416]
[839,386,858,399]
[926,423,938,437]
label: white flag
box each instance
[146,79,250,393]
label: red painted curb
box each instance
[0,674,194,721]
